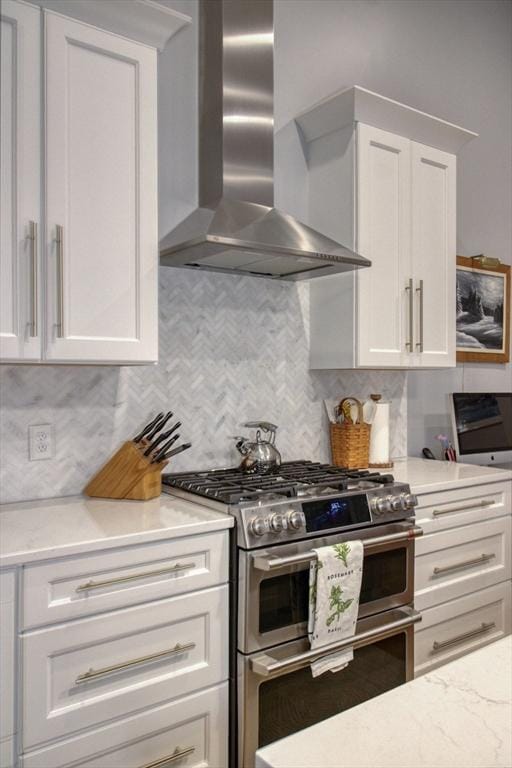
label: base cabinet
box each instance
[413,480,512,676]
[21,684,228,768]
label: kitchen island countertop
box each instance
[255,635,512,768]
[392,456,511,494]
[0,493,233,567]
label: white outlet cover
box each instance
[29,424,54,461]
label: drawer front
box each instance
[0,571,16,742]
[21,683,228,768]
[22,530,229,628]
[415,516,511,611]
[415,481,510,535]
[415,581,512,675]
[0,736,15,768]
[22,585,228,749]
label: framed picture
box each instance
[456,256,510,363]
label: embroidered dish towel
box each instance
[308,541,364,677]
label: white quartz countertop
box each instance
[392,456,511,494]
[0,493,233,567]
[256,636,512,768]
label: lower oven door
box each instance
[239,521,421,654]
[238,607,420,768]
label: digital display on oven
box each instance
[303,495,371,532]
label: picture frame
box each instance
[456,256,510,364]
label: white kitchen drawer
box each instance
[22,530,229,628]
[415,516,511,611]
[21,682,228,768]
[0,571,16,743]
[22,585,228,749]
[415,481,510,535]
[415,581,512,676]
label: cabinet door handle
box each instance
[141,746,195,768]
[75,561,196,592]
[28,221,38,337]
[415,279,423,352]
[432,621,495,652]
[433,552,495,576]
[75,641,196,684]
[432,500,494,517]
[405,278,413,351]
[55,225,64,337]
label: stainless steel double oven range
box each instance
[163,461,422,768]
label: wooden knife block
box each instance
[84,441,168,501]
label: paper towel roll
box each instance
[369,401,390,465]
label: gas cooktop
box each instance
[162,460,395,505]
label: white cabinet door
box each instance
[411,142,456,367]
[0,0,41,361]
[44,12,158,363]
[356,124,412,367]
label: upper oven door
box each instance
[238,521,422,653]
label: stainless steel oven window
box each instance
[239,522,416,654]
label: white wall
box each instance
[272,0,511,458]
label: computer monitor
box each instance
[450,392,512,468]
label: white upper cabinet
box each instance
[44,12,158,363]
[0,0,41,362]
[301,86,475,370]
[0,2,158,365]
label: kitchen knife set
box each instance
[133,411,192,463]
[84,412,191,501]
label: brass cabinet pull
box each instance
[28,221,38,337]
[432,500,494,517]
[432,622,495,652]
[76,561,196,592]
[141,746,195,768]
[75,641,196,684]
[415,279,424,352]
[433,553,495,576]
[56,225,64,337]
[405,278,414,351]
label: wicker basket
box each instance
[330,397,371,469]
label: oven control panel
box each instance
[241,484,418,548]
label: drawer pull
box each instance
[142,746,195,768]
[432,621,496,652]
[432,500,494,517]
[75,641,196,684]
[433,552,496,576]
[76,562,196,592]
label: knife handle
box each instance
[146,412,173,442]
[133,413,164,443]
[152,434,180,464]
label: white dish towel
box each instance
[308,540,364,677]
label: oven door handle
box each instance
[250,607,422,677]
[252,525,423,572]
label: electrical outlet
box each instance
[29,424,54,461]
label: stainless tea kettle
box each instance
[232,421,281,474]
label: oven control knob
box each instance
[403,493,418,509]
[268,513,286,533]
[373,496,392,515]
[249,516,268,537]
[391,496,405,512]
[287,510,305,530]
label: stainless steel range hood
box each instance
[159,0,371,280]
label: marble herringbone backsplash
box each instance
[0,269,407,503]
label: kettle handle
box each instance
[243,421,278,443]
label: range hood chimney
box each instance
[159,0,371,280]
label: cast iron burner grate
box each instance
[162,460,395,505]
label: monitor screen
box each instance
[452,393,512,455]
